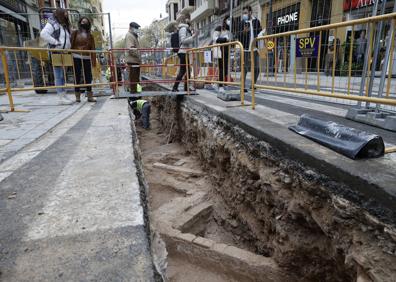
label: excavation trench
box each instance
[134,95,396,282]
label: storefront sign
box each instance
[277,11,299,26]
[296,36,319,58]
[343,0,384,11]
[270,3,300,30]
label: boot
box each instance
[87,92,96,102]
[75,92,81,103]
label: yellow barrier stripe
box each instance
[347,26,355,95]
[385,147,396,154]
[11,82,116,92]
[254,84,396,106]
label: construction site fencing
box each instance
[0,46,114,112]
[250,12,396,110]
[186,41,245,103]
[109,48,190,97]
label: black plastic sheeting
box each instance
[289,114,385,159]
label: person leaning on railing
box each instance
[213,16,231,94]
[71,17,96,103]
[40,8,73,105]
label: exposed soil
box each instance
[150,96,396,282]
[136,108,258,281]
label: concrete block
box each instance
[217,91,241,102]
[174,232,196,243]
[223,245,253,262]
[211,243,228,253]
[192,236,214,249]
[346,107,396,132]
[384,115,396,131]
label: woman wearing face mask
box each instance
[71,17,96,102]
[213,16,231,93]
[172,16,197,92]
[40,8,72,104]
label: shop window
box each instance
[0,18,18,47]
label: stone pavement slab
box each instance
[0,98,154,281]
[0,91,87,163]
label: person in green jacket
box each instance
[130,99,151,129]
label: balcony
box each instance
[176,0,194,19]
[191,0,215,21]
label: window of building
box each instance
[173,3,178,20]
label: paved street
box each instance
[0,96,154,281]
[0,91,87,163]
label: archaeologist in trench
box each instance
[130,99,151,129]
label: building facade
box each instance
[0,0,44,46]
[68,0,106,48]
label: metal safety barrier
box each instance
[110,48,192,97]
[0,46,114,112]
[250,13,396,110]
[187,41,245,103]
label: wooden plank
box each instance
[153,162,203,176]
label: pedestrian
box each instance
[278,39,284,73]
[356,30,367,65]
[125,22,141,100]
[40,8,72,105]
[130,99,151,129]
[325,38,341,76]
[213,16,231,93]
[237,5,261,92]
[172,15,197,92]
[71,17,96,103]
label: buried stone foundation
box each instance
[153,96,396,282]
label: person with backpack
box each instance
[71,17,96,103]
[213,16,231,93]
[171,16,197,92]
[40,8,72,105]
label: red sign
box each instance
[343,0,383,11]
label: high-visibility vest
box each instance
[136,100,147,112]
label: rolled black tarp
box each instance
[289,114,385,159]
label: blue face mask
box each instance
[242,14,249,21]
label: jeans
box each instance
[74,58,93,93]
[141,102,151,129]
[53,66,65,94]
[173,53,190,91]
[243,50,260,88]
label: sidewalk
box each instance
[0,91,87,163]
[0,97,155,281]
